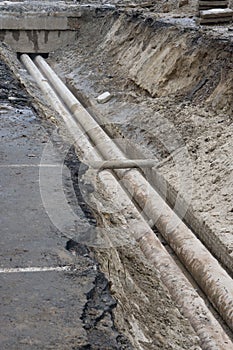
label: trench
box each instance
[19,52,233,348]
[1,3,233,350]
[43,8,233,276]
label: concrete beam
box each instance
[0,13,81,31]
[0,30,77,53]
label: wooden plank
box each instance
[200,8,233,18]
[199,0,228,8]
[200,16,233,23]
[199,0,228,4]
[199,5,228,10]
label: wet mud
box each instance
[0,60,28,106]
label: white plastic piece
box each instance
[97,91,112,104]
[201,9,233,15]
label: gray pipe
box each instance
[33,54,233,331]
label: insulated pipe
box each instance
[21,54,233,348]
[20,55,233,350]
[22,55,233,336]
[88,159,157,170]
[33,54,233,331]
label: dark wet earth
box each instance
[0,59,132,349]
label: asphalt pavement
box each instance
[0,82,131,349]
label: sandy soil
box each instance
[45,8,233,275]
[0,41,201,350]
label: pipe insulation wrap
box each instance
[33,54,233,332]
[20,54,233,347]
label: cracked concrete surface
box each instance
[0,62,132,349]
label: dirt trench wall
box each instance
[1,5,232,349]
[47,9,233,275]
[100,15,233,113]
[0,44,202,350]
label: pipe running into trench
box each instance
[21,54,233,348]
[86,159,158,170]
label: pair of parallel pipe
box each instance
[21,54,233,348]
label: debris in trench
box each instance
[0,61,29,107]
[66,239,90,257]
[97,91,112,104]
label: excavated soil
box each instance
[1,1,232,349]
[45,8,233,274]
[0,19,201,350]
